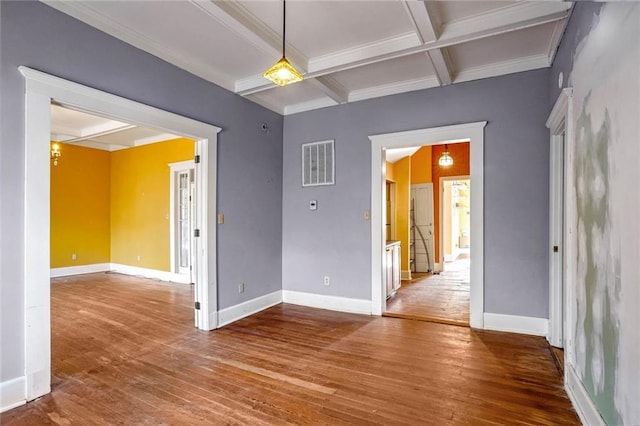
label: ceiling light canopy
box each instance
[438,144,454,167]
[263,0,303,87]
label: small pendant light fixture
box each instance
[438,144,454,167]
[263,0,303,86]
[50,143,61,166]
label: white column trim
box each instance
[369,121,486,328]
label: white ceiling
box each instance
[45,1,573,116]
[385,146,421,163]
[51,104,180,151]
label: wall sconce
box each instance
[51,143,61,166]
[438,144,453,167]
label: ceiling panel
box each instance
[239,1,416,58]
[83,1,276,81]
[46,1,573,115]
[331,53,438,92]
[448,21,558,72]
[431,1,518,24]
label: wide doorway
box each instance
[382,143,471,326]
[21,67,220,403]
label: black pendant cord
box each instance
[282,0,286,58]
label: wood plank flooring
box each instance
[385,256,470,325]
[2,273,579,425]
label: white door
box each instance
[549,133,565,348]
[170,161,196,283]
[410,183,435,272]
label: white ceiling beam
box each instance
[306,76,349,105]
[191,1,307,73]
[64,124,137,145]
[427,50,453,86]
[403,1,439,44]
[237,2,572,96]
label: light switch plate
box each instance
[309,200,317,210]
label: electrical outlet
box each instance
[238,283,244,293]
[71,253,77,261]
[364,210,370,220]
[137,255,141,261]
[323,276,330,286]
[218,214,224,224]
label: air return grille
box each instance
[302,140,334,187]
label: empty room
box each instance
[1,1,638,425]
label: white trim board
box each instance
[369,121,486,328]
[282,290,372,315]
[20,66,220,404]
[50,263,111,278]
[565,364,606,426]
[109,264,191,284]
[0,376,26,413]
[217,291,283,328]
[483,313,548,336]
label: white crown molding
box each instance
[282,290,372,315]
[42,1,236,92]
[64,140,127,152]
[308,32,421,75]
[217,291,282,328]
[348,76,440,103]
[565,364,606,426]
[440,2,572,46]
[427,50,453,86]
[0,376,26,413]
[307,76,349,104]
[547,17,571,65]
[454,54,550,84]
[283,97,338,116]
[246,94,285,115]
[483,313,548,336]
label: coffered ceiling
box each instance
[44,1,573,115]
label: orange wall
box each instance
[50,143,111,267]
[410,146,432,184]
[385,161,396,181]
[110,138,194,271]
[432,142,470,263]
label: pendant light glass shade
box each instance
[264,0,303,86]
[438,144,454,167]
[264,57,303,86]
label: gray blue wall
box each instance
[283,69,551,317]
[0,1,283,382]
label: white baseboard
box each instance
[483,313,548,336]
[565,363,605,426]
[0,376,25,413]
[217,291,282,328]
[109,263,191,284]
[282,290,372,315]
[50,263,111,278]
[401,270,412,280]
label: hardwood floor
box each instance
[2,273,579,425]
[385,256,470,325]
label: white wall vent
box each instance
[302,139,335,187]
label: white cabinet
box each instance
[385,241,401,298]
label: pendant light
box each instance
[263,0,303,86]
[438,144,454,167]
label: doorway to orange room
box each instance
[384,143,471,326]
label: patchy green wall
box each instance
[560,3,640,424]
